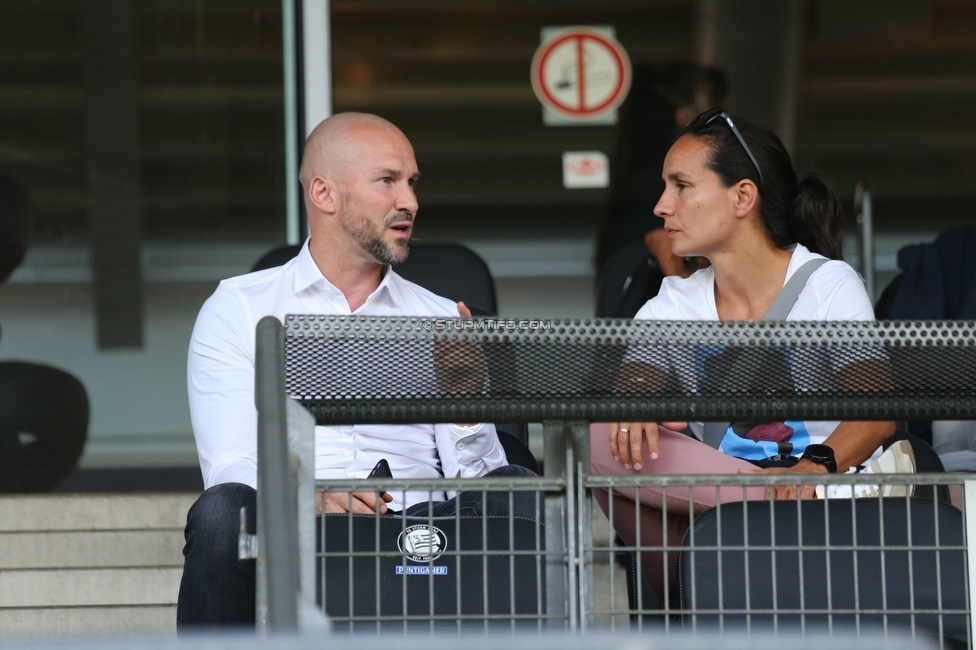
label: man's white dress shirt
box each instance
[187,239,507,510]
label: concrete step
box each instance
[0,494,198,532]
[0,493,194,636]
[0,606,175,636]
[0,530,184,570]
[0,568,182,608]
[588,495,630,628]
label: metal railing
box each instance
[250,315,976,646]
[0,630,943,650]
[582,472,972,648]
[313,476,553,633]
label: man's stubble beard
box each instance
[339,204,411,266]
[364,230,409,266]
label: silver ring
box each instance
[619,428,629,433]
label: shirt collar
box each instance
[292,238,402,308]
[292,239,324,295]
[376,267,403,308]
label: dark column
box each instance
[697,0,802,152]
[80,0,144,348]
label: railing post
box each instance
[855,182,875,300]
[285,397,330,629]
[964,478,976,647]
[570,422,594,631]
[543,420,571,630]
[255,316,300,631]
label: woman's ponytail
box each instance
[683,113,846,260]
[791,172,845,260]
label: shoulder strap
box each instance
[762,258,828,321]
[702,257,828,449]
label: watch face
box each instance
[803,444,836,472]
[805,444,832,461]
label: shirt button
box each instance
[456,442,466,450]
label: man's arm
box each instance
[444,300,487,425]
[187,290,260,489]
[438,422,508,478]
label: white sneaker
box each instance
[817,440,917,499]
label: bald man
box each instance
[177,113,536,627]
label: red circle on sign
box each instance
[531,28,632,121]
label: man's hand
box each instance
[433,341,486,396]
[317,491,392,514]
[609,421,688,471]
[433,300,486,399]
[442,300,486,427]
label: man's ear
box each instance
[307,176,337,215]
[732,179,759,218]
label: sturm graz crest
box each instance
[397,524,447,562]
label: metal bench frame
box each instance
[250,315,976,640]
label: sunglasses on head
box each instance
[690,109,764,185]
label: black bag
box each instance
[319,514,546,632]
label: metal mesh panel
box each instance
[284,316,976,424]
[581,473,971,649]
[265,315,976,642]
[314,477,554,633]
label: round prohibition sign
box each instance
[531,28,632,122]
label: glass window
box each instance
[0,0,285,475]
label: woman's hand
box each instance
[609,421,688,471]
[737,458,827,500]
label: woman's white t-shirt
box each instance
[634,243,879,461]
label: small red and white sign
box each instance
[562,151,609,189]
[531,27,632,123]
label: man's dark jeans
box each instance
[176,464,540,628]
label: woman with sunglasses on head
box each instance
[589,109,913,604]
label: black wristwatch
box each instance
[801,443,837,473]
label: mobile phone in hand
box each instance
[367,458,392,479]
